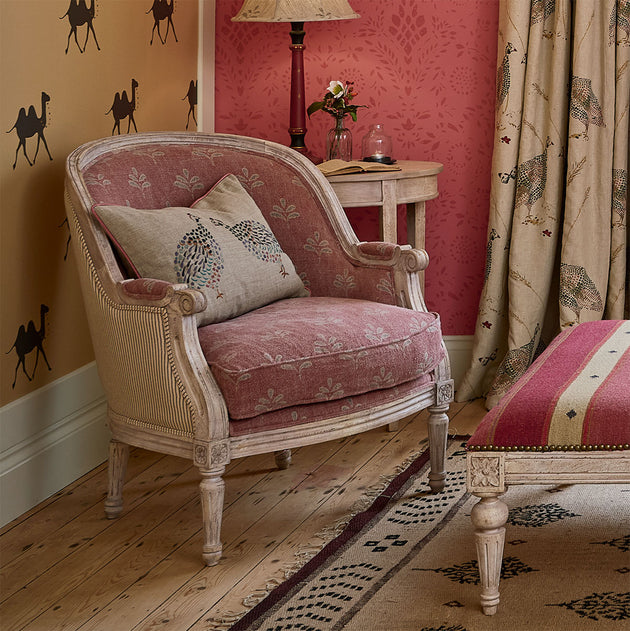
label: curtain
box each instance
[456,0,629,408]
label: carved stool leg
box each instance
[274,449,292,469]
[199,465,226,566]
[471,494,509,615]
[427,404,449,492]
[104,439,129,519]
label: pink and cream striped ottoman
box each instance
[465,319,630,615]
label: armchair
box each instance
[64,132,453,565]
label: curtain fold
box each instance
[456,0,629,408]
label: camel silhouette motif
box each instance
[147,0,178,45]
[106,79,139,135]
[184,80,197,129]
[60,0,100,54]
[7,92,53,170]
[6,304,52,389]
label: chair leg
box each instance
[471,494,509,615]
[104,439,129,519]
[274,449,292,469]
[427,404,449,492]
[199,465,226,566]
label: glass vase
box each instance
[326,117,352,161]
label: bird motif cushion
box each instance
[92,174,308,325]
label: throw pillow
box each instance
[92,174,308,325]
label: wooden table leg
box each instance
[407,200,426,292]
[406,200,426,250]
[380,180,397,243]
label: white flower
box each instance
[327,81,345,99]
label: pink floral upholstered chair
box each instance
[64,132,453,565]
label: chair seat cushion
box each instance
[468,320,630,452]
[197,297,445,420]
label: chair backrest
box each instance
[65,132,360,297]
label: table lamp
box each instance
[232,0,359,162]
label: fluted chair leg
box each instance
[199,465,226,566]
[427,404,449,492]
[105,439,129,519]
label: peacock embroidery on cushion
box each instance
[208,216,289,277]
[174,213,225,298]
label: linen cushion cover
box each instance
[467,319,630,451]
[92,174,308,325]
[197,296,446,421]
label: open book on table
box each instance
[317,159,401,177]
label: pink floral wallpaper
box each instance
[214,0,499,335]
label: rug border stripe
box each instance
[228,436,468,630]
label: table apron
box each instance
[330,176,439,207]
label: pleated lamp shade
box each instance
[232,0,359,22]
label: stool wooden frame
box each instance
[467,448,630,615]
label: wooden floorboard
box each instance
[0,400,485,631]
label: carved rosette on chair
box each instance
[64,131,453,566]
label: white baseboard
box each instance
[0,363,108,527]
[444,334,474,392]
[0,336,474,528]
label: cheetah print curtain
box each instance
[456,0,629,408]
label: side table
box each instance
[324,160,443,250]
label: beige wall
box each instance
[1,0,200,405]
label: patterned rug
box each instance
[228,439,630,631]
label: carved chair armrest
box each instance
[117,278,207,314]
[349,242,430,311]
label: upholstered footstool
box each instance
[466,319,630,615]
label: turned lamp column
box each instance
[288,21,308,154]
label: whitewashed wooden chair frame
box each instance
[64,132,453,566]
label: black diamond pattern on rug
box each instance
[388,472,466,526]
[591,534,630,553]
[427,556,537,585]
[547,591,630,621]
[269,563,383,629]
[363,534,408,552]
[508,502,580,527]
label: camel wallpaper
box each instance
[1,0,199,405]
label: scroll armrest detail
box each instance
[117,278,207,315]
[353,242,429,273]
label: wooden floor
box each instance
[0,399,487,631]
